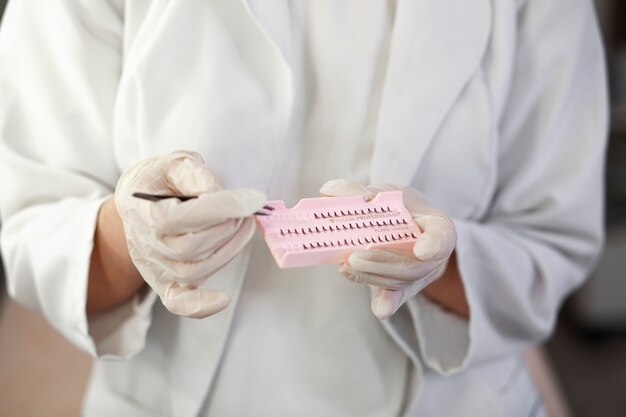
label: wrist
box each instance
[87,196,146,315]
[420,253,470,319]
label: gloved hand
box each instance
[115,150,266,318]
[320,179,456,320]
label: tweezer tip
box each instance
[254,205,276,215]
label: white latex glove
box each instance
[320,179,456,320]
[115,150,266,318]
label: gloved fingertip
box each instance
[338,262,360,282]
[163,289,231,319]
[349,249,390,264]
[244,188,268,206]
[371,295,396,320]
[229,188,268,213]
[319,179,349,195]
[319,179,375,200]
[204,292,231,314]
[364,183,402,195]
[371,289,405,320]
[187,293,231,319]
[166,153,224,195]
[169,149,204,162]
[412,234,441,261]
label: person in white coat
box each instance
[0,0,607,416]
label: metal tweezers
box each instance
[132,192,275,215]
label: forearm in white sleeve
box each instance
[402,0,608,374]
[0,0,157,358]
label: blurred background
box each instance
[0,1,624,416]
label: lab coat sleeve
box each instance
[0,0,158,359]
[405,0,608,374]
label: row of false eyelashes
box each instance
[312,205,395,219]
[301,232,418,250]
[278,218,409,236]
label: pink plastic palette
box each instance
[254,191,421,268]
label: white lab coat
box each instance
[0,1,607,416]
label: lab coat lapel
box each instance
[371,0,492,185]
[235,0,296,191]
[241,0,295,69]
[169,3,295,417]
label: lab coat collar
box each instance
[371,0,492,185]
[242,0,492,188]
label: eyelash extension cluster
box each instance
[313,205,393,219]
[301,232,419,250]
[254,190,421,268]
[279,218,409,236]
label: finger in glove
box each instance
[161,281,231,319]
[149,188,266,234]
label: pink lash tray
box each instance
[254,190,421,268]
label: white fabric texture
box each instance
[0,0,157,359]
[403,0,609,381]
[0,0,607,416]
[203,3,408,416]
